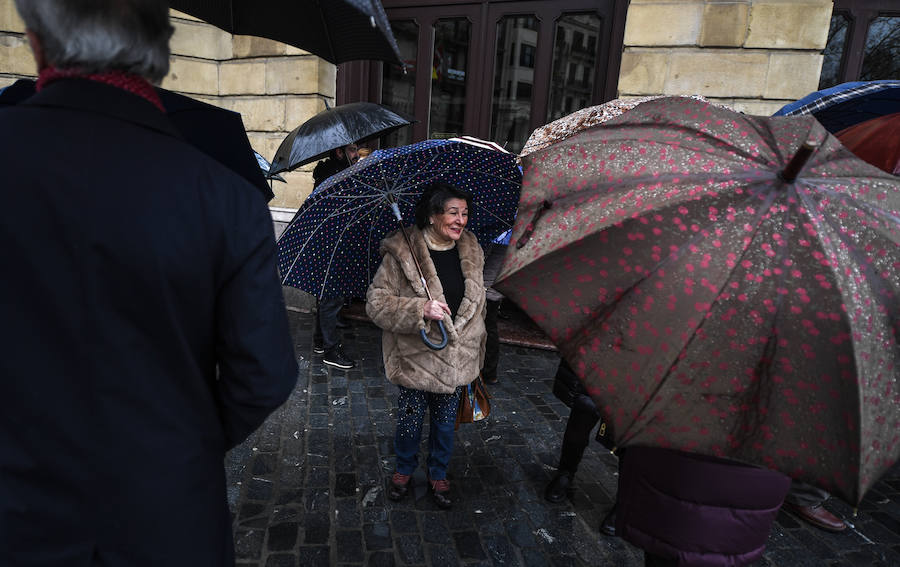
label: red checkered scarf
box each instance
[36,66,164,112]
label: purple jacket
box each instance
[616,447,791,566]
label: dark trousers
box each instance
[558,395,601,474]
[481,299,500,382]
[314,296,345,351]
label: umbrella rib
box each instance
[315,192,382,297]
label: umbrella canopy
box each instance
[276,137,522,300]
[494,96,900,505]
[836,112,900,176]
[520,95,723,158]
[254,151,286,182]
[269,102,413,175]
[773,80,900,134]
[0,79,273,201]
[169,0,402,66]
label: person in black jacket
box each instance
[1,2,298,564]
[312,143,360,369]
[544,359,619,535]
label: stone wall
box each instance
[618,0,833,115]
[0,4,333,212]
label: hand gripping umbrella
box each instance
[276,137,522,349]
[268,102,414,176]
[494,96,900,505]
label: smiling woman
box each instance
[365,181,486,510]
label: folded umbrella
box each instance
[835,112,900,176]
[268,102,414,176]
[774,80,900,134]
[495,96,900,505]
[169,0,402,65]
[0,79,273,201]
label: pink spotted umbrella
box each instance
[494,96,900,505]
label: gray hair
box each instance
[14,0,173,83]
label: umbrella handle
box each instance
[420,320,449,350]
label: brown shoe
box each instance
[389,472,411,501]
[784,502,847,532]
[428,477,452,509]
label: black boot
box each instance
[544,471,574,503]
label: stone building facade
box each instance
[0,1,839,215]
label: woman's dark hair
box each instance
[414,182,472,229]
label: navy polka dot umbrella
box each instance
[276,137,522,301]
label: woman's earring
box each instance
[429,219,433,225]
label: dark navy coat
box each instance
[0,79,298,566]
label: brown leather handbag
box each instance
[455,375,491,430]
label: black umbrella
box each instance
[169,0,402,66]
[268,101,414,175]
[0,79,274,201]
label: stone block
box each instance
[666,50,768,98]
[270,170,313,210]
[764,52,823,100]
[730,99,786,116]
[161,57,219,95]
[317,61,336,99]
[0,1,25,33]
[285,96,327,130]
[266,57,320,94]
[170,19,232,60]
[169,8,203,23]
[700,2,749,47]
[1,34,35,75]
[223,96,286,132]
[624,1,703,46]
[247,132,285,165]
[220,60,267,95]
[746,1,832,50]
[233,35,286,58]
[617,49,668,95]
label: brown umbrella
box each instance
[836,112,900,176]
[519,95,725,158]
[494,96,900,505]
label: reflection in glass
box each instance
[861,16,900,81]
[490,15,539,153]
[819,14,850,89]
[382,20,418,148]
[430,18,470,139]
[548,13,602,121]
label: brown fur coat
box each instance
[366,227,486,393]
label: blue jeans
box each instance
[394,385,461,480]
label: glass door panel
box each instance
[381,20,419,148]
[861,16,900,80]
[429,18,472,139]
[547,13,603,121]
[490,15,540,153]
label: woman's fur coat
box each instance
[366,226,487,394]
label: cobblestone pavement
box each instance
[225,310,900,566]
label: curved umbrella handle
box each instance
[420,320,449,350]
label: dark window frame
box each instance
[336,0,627,144]
[825,0,900,85]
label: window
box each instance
[819,1,900,88]
[519,44,536,68]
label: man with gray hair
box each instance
[0,1,298,565]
